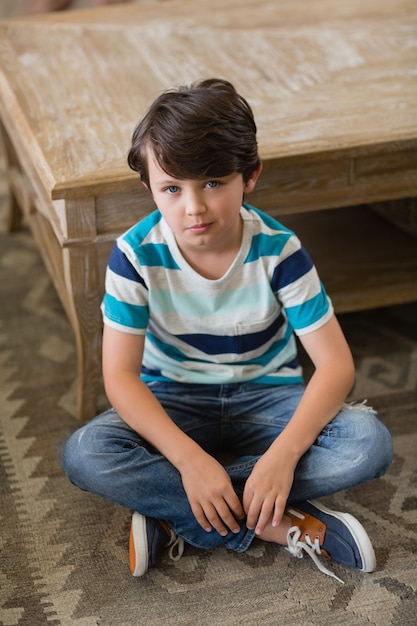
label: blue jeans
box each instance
[62,383,393,552]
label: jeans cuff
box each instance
[225,525,256,553]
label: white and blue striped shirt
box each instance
[102,204,333,385]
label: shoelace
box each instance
[286,525,344,584]
[167,532,185,562]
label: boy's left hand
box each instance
[242,450,296,535]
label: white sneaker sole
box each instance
[308,500,376,572]
[129,512,148,576]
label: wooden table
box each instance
[0,0,416,419]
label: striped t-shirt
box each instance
[101,203,333,385]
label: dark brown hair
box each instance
[127,78,260,186]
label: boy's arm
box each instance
[243,314,355,535]
[102,324,244,535]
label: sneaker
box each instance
[285,500,376,584]
[129,512,184,577]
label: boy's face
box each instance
[145,148,261,258]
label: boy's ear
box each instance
[244,162,263,193]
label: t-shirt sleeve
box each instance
[101,240,149,335]
[272,235,334,335]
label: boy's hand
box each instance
[242,450,296,535]
[180,453,245,537]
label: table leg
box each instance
[26,205,104,419]
[63,245,103,420]
[1,123,23,232]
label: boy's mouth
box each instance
[188,222,212,234]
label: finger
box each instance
[245,495,263,530]
[224,492,245,521]
[242,484,257,527]
[203,494,244,536]
[219,505,242,534]
[211,498,244,535]
[242,483,253,515]
[203,502,230,537]
[271,496,287,528]
[190,502,213,533]
[255,499,275,535]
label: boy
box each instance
[62,78,393,583]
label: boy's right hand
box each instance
[179,452,245,537]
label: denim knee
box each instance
[61,426,90,488]
[289,403,393,503]
[61,416,111,489]
[372,418,393,477]
[340,402,393,479]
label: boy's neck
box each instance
[180,246,240,280]
[176,218,244,280]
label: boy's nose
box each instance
[185,193,206,215]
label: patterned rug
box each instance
[1,228,417,626]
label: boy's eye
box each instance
[166,185,179,194]
[206,181,219,188]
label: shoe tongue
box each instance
[287,507,326,546]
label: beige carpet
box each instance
[1,226,417,626]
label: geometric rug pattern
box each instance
[1,229,417,625]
